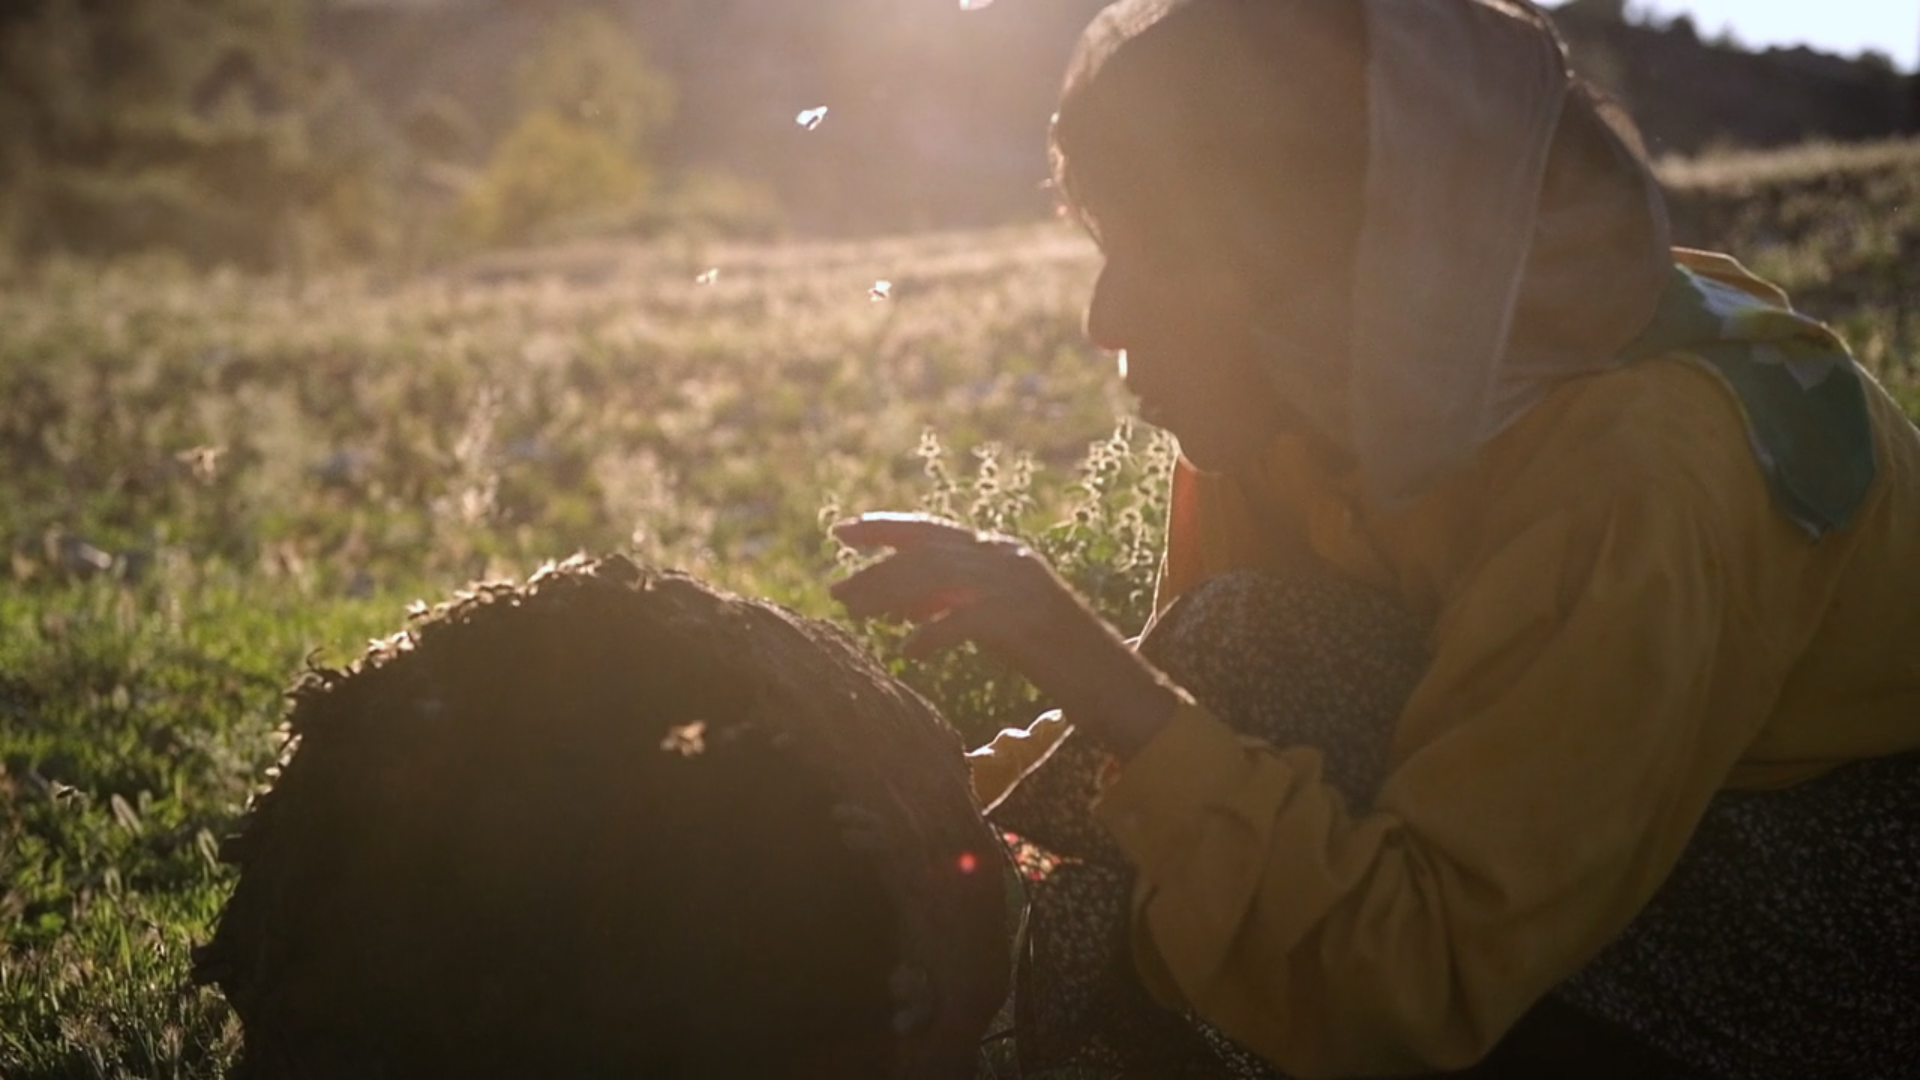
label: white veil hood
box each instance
[1057,0,1673,503]
[1341,0,1670,502]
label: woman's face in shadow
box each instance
[1076,157,1354,475]
[1081,197,1290,474]
[1055,1,1368,475]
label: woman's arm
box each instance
[830,514,1182,759]
[1096,486,1789,1077]
[830,474,1793,1077]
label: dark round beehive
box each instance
[193,556,1008,1079]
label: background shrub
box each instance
[455,111,650,248]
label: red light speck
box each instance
[956,851,979,875]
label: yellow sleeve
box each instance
[1093,487,1792,1077]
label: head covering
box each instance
[1055,0,1673,504]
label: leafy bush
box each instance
[35,164,280,268]
[512,8,673,158]
[455,110,650,247]
[0,0,401,270]
[452,7,674,249]
[651,167,788,241]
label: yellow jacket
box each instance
[972,344,1920,1075]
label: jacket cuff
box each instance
[1093,698,1257,882]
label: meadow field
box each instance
[3,137,1917,1077]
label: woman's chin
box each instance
[1166,429,1263,475]
[1141,404,1278,475]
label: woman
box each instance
[831,0,1920,1076]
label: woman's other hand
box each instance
[830,512,1178,758]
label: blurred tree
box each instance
[652,167,786,242]
[1561,0,1629,22]
[402,93,480,165]
[456,110,648,246]
[0,0,402,269]
[513,7,673,157]
[456,6,673,247]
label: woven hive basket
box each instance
[193,555,1008,1079]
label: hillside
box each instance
[1553,0,1915,156]
[309,0,1917,236]
[312,0,1111,234]
[1662,137,1920,394]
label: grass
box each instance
[1661,136,1920,412]
[3,136,1918,1076]
[1,570,397,1076]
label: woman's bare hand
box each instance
[830,512,1178,758]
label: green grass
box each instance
[0,220,1161,1077]
[4,137,1918,1076]
[0,569,398,1076]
